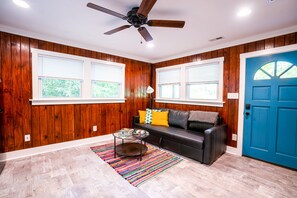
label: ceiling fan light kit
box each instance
[87,0,185,42]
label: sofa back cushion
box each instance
[168,109,189,129]
[188,111,219,131]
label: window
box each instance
[158,68,181,99]
[254,61,297,80]
[91,63,123,98]
[186,63,220,100]
[31,49,125,105]
[38,55,83,98]
[156,57,224,107]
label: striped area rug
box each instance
[91,143,183,187]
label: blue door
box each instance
[243,50,297,170]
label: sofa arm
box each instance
[203,124,227,165]
[132,116,140,127]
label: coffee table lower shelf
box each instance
[115,143,148,160]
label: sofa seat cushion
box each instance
[134,123,204,150]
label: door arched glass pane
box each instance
[276,61,293,76]
[254,69,271,80]
[280,66,297,79]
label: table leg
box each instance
[114,136,116,158]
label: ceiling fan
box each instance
[87,0,185,42]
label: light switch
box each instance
[227,93,239,99]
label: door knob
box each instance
[245,112,250,116]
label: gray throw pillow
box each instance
[168,110,189,129]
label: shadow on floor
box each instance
[0,161,5,175]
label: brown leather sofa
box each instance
[133,109,227,165]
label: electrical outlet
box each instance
[24,134,30,142]
[232,134,237,141]
[93,125,97,132]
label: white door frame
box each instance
[230,44,297,156]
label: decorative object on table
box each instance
[91,143,183,187]
[146,86,154,109]
[113,129,149,161]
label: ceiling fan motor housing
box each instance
[127,7,147,28]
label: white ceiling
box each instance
[0,0,297,63]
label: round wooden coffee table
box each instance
[113,129,149,161]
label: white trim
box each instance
[235,44,297,156]
[155,99,224,107]
[31,48,125,67]
[0,24,151,63]
[1,24,296,64]
[30,98,126,105]
[226,146,241,156]
[0,134,113,162]
[153,25,297,63]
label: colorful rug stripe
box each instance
[91,143,183,187]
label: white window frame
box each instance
[31,48,126,105]
[156,57,225,107]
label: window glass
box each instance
[277,61,293,76]
[280,66,297,79]
[261,62,275,77]
[41,78,81,98]
[187,84,218,100]
[254,69,271,80]
[92,81,120,98]
[254,61,297,80]
[159,84,180,99]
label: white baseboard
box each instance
[226,146,241,156]
[0,134,113,162]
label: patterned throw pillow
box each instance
[145,108,161,124]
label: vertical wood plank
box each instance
[11,35,24,150]
[54,106,62,143]
[21,36,32,149]
[0,32,3,152]
[1,33,14,151]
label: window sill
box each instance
[30,98,126,105]
[155,99,225,107]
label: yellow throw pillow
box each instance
[151,111,169,127]
[138,110,146,124]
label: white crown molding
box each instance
[0,24,151,63]
[1,24,297,64]
[0,134,113,162]
[152,25,297,64]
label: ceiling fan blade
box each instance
[137,0,157,18]
[104,25,132,35]
[138,27,153,42]
[147,20,185,28]
[87,3,127,19]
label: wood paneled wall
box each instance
[153,32,297,147]
[0,31,151,152]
